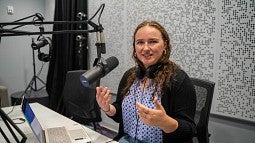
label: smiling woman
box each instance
[134,25,166,68]
[95,20,197,143]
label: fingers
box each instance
[136,102,150,118]
[136,97,163,113]
[96,86,110,99]
[136,102,149,114]
[153,97,163,110]
[136,103,153,126]
[136,98,165,126]
[96,86,111,108]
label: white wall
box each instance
[0,0,54,104]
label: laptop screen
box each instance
[21,96,45,143]
[20,96,93,143]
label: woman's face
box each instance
[134,25,165,68]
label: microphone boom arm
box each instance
[0,3,106,59]
[0,4,105,37]
[0,20,99,36]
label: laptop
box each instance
[21,96,92,143]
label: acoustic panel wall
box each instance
[88,0,255,123]
[216,0,255,121]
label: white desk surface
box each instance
[0,103,118,143]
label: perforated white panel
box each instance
[88,0,255,122]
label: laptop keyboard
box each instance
[46,126,72,143]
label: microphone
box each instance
[80,56,119,87]
[31,37,51,50]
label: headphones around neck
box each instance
[136,63,164,79]
[37,37,52,62]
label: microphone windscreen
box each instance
[105,56,119,73]
[31,39,47,50]
[80,56,119,87]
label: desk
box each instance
[0,103,118,143]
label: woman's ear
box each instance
[163,49,166,55]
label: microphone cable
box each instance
[87,3,105,25]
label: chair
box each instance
[61,70,102,130]
[191,78,215,143]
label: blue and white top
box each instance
[122,78,162,143]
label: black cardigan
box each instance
[109,68,196,143]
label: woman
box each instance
[96,20,196,143]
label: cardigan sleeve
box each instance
[163,70,197,142]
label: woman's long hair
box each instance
[121,20,179,97]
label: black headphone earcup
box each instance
[146,68,155,79]
[43,54,50,62]
[136,66,145,79]
[38,52,50,62]
[38,52,43,61]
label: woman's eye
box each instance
[136,41,144,45]
[148,40,158,44]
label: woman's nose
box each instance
[143,42,151,50]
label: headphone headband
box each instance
[136,63,164,79]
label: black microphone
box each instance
[31,37,51,50]
[80,56,119,87]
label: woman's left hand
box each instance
[136,97,168,127]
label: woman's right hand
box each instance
[96,86,112,112]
